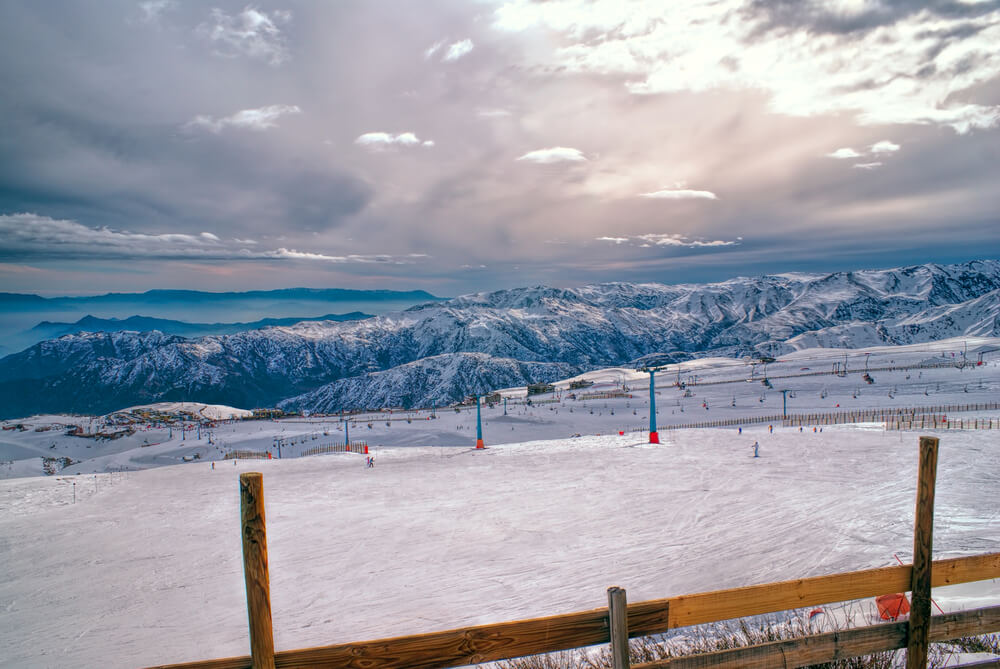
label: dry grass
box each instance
[489,609,998,669]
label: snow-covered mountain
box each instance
[278,353,577,412]
[1,259,998,418]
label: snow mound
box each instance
[118,402,253,420]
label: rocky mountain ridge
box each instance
[1,259,997,418]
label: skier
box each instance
[752,441,760,458]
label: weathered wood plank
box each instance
[609,587,630,669]
[632,605,1000,669]
[908,436,939,669]
[240,473,275,669]
[661,552,1000,629]
[274,606,611,668]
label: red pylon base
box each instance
[476,439,485,449]
[649,431,660,444]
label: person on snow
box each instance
[752,441,760,458]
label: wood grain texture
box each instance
[609,587,630,669]
[146,554,999,669]
[661,552,999,630]
[908,436,939,669]
[632,605,1000,669]
[274,606,613,668]
[240,473,275,669]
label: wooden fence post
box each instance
[608,586,630,669]
[907,436,939,669]
[240,472,276,669]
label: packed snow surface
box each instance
[1,428,998,668]
[0,339,998,667]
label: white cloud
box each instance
[199,6,291,65]
[424,40,445,59]
[516,147,587,163]
[636,233,736,247]
[355,132,433,149]
[594,232,739,247]
[494,1,1000,133]
[478,109,512,118]
[186,104,301,133]
[826,148,863,159]
[443,39,475,62]
[852,161,884,169]
[639,188,718,200]
[0,213,426,264]
[870,140,901,154]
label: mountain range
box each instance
[24,312,371,343]
[0,287,440,309]
[0,259,997,419]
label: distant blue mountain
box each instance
[26,312,372,341]
[0,287,444,354]
[0,287,442,309]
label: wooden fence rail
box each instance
[149,553,1000,669]
[148,436,1000,669]
[634,605,1000,669]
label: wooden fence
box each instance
[887,418,1000,431]
[621,401,1000,432]
[224,443,369,461]
[300,442,368,456]
[149,436,1000,669]
[224,449,271,460]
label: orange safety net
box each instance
[875,593,910,620]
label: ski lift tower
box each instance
[637,363,670,444]
[475,394,485,449]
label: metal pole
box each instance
[649,370,659,444]
[476,395,485,449]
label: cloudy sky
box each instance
[1,0,998,297]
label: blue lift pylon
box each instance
[475,395,485,449]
